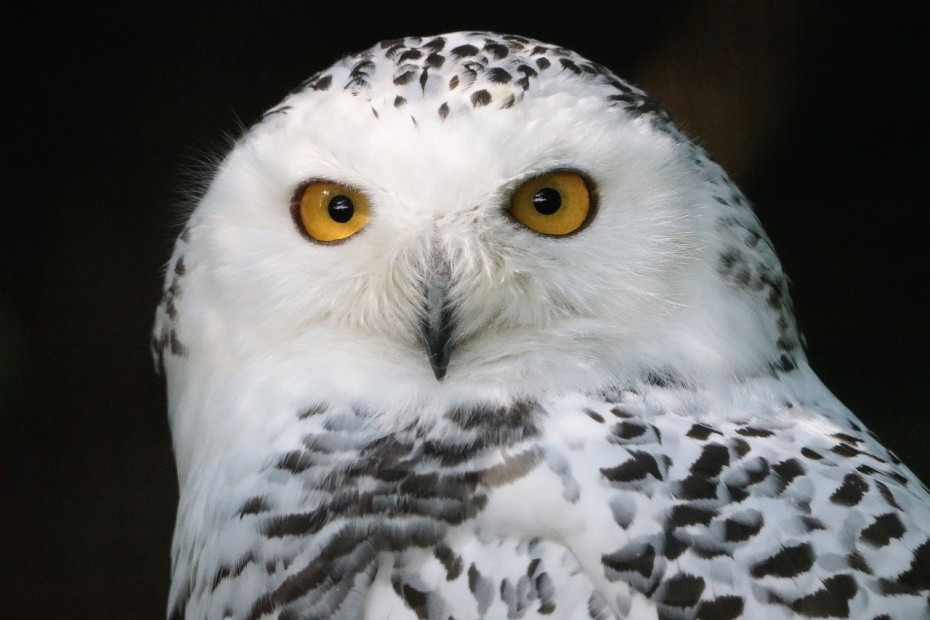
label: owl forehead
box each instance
[259,31,670,130]
[242,32,680,211]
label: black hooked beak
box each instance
[419,249,455,381]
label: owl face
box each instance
[194,83,702,379]
[158,33,801,455]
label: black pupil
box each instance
[328,195,355,223]
[533,187,561,215]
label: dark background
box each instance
[2,2,927,617]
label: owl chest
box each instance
[230,447,619,620]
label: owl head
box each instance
[154,32,803,476]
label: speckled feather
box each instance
[154,32,930,619]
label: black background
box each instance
[3,3,927,617]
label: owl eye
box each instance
[293,181,371,242]
[508,171,595,236]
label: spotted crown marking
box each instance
[261,32,670,130]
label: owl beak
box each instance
[419,249,455,381]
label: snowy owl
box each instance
[153,32,930,619]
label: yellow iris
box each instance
[509,171,594,236]
[293,181,370,242]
